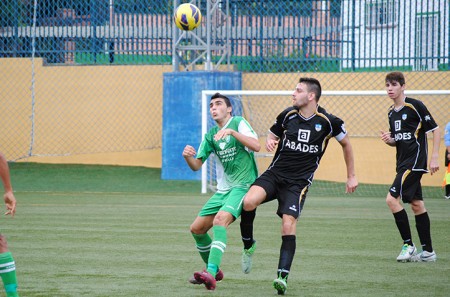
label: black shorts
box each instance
[253,170,309,219]
[389,169,423,203]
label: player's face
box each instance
[209,98,231,121]
[385,80,405,101]
[292,83,310,108]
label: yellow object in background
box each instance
[444,164,450,187]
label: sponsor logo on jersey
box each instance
[217,146,237,163]
[285,141,319,153]
[298,129,311,142]
[402,114,407,120]
[315,124,322,131]
[395,120,401,131]
[425,115,431,121]
[283,129,319,153]
[394,132,412,141]
[219,142,226,150]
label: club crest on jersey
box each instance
[217,135,231,150]
[315,124,322,131]
[402,114,407,120]
[298,129,311,143]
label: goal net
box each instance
[201,90,449,198]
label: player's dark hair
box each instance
[211,92,232,107]
[299,77,322,102]
[385,72,405,86]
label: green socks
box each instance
[192,226,228,277]
[0,252,19,297]
[192,233,212,265]
[207,225,227,277]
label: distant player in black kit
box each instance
[380,72,440,263]
[243,77,358,295]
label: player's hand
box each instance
[3,191,16,217]
[429,154,439,175]
[345,176,358,194]
[380,130,394,145]
[266,138,279,152]
[214,129,232,141]
[182,145,197,158]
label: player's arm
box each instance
[214,129,261,152]
[265,108,290,152]
[182,145,203,171]
[380,130,395,146]
[428,127,440,175]
[266,132,280,152]
[0,152,17,217]
[337,135,358,193]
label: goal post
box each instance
[200,89,450,197]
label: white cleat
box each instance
[396,244,417,262]
[411,250,437,262]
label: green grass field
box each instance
[2,163,449,296]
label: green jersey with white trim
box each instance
[197,116,258,192]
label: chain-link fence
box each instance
[2,1,448,69]
[1,0,449,161]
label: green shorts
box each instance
[198,187,249,219]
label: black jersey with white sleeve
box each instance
[267,105,347,182]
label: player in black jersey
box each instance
[243,77,358,295]
[380,72,440,263]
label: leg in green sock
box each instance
[207,225,227,277]
[191,233,212,265]
[0,251,19,297]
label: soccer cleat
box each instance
[273,275,288,295]
[215,269,224,281]
[193,270,217,290]
[411,250,437,262]
[241,241,257,274]
[189,269,223,285]
[396,244,417,262]
[445,195,450,200]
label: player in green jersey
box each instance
[182,92,261,291]
[0,152,19,297]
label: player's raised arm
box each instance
[214,128,261,152]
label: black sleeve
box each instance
[269,107,296,138]
[330,115,346,137]
[414,100,438,133]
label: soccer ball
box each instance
[174,3,202,31]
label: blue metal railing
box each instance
[0,0,448,71]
